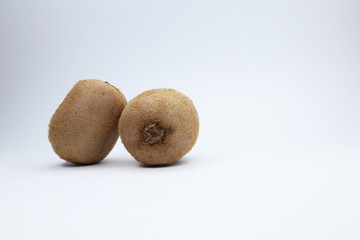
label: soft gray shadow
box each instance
[50,158,136,170]
[61,161,105,167]
[138,158,188,168]
[51,157,190,170]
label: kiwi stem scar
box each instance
[144,123,167,145]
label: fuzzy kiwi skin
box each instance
[49,79,127,164]
[119,89,199,166]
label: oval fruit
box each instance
[119,89,199,165]
[49,79,127,164]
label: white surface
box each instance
[1,0,360,239]
[1,148,360,240]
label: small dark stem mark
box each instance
[144,123,166,145]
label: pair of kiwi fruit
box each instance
[49,79,199,166]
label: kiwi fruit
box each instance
[118,88,199,166]
[49,79,127,164]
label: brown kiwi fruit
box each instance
[49,79,127,164]
[118,88,199,166]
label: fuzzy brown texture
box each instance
[118,89,199,166]
[49,79,127,164]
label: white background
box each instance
[1,0,360,239]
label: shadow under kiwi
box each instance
[138,158,188,168]
[58,158,135,168]
[53,157,189,169]
[60,161,103,167]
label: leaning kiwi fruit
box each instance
[118,89,199,166]
[49,79,127,164]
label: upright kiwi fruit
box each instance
[119,89,199,166]
[49,79,127,164]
